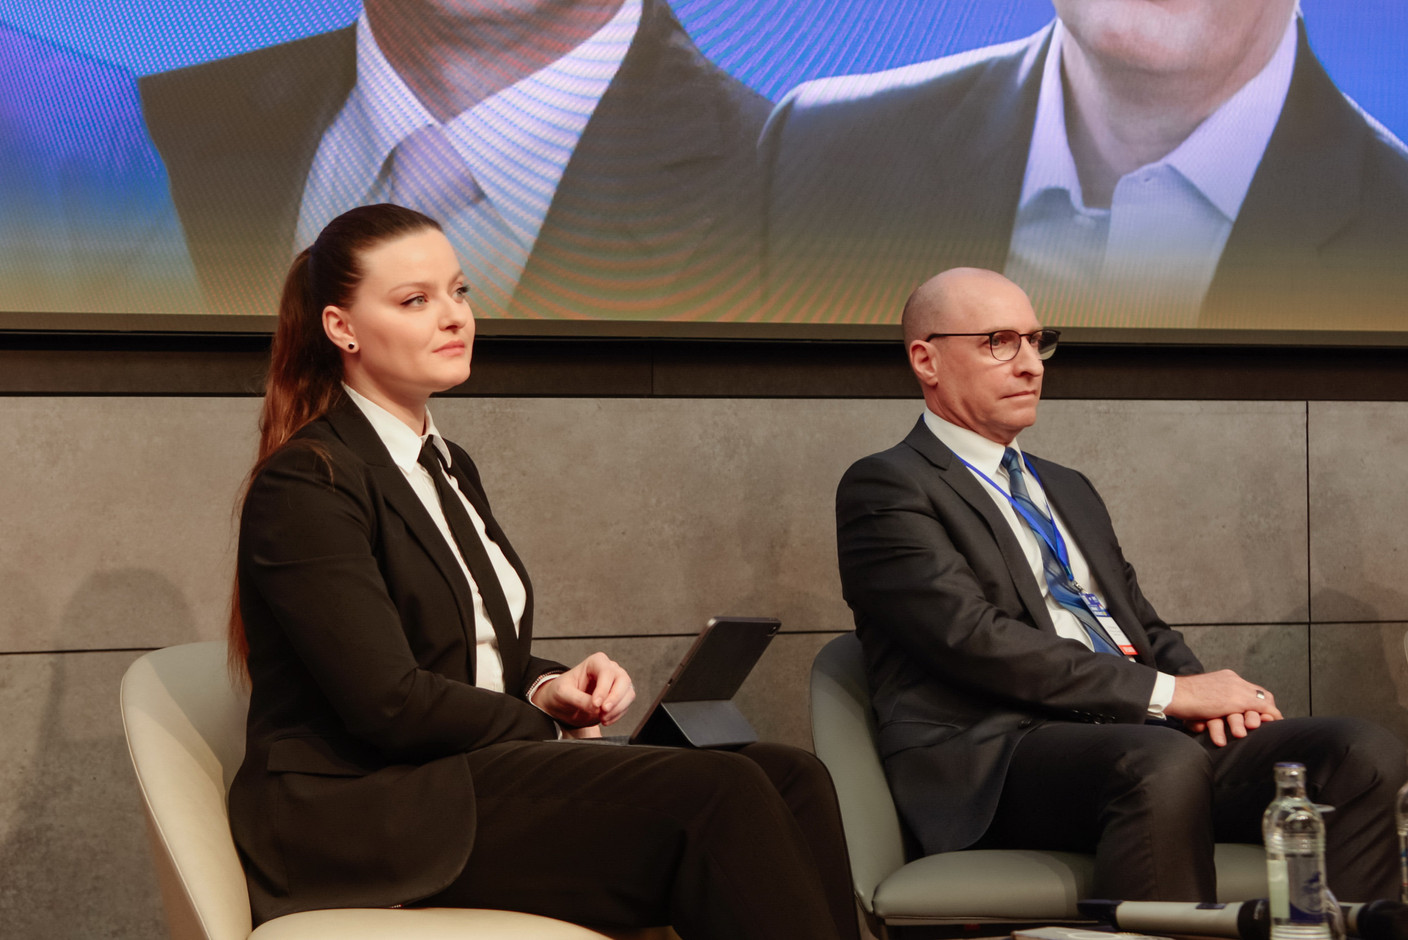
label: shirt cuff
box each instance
[1147,671,1177,717]
[526,670,563,706]
[525,671,566,739]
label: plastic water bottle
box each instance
[1263,762,1332,940]
[1396,775,1408,903]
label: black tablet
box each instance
[628,616,780,748]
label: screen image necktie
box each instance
[387,124,527,311]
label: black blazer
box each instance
[229,397,563,924]
[762,20,1408,330]
[139,0,770,321]
[835,420,1203,855]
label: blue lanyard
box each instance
[956,452,1075,578]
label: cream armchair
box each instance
[120,642,676,940]
[810,632,1269,939]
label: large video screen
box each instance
[2,0,1404,334]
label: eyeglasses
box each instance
[924,329,1061,362]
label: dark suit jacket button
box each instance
[1018,718,1033,728]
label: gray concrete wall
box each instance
[2,396,1404,938]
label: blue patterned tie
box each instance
[1000,448,1122,655]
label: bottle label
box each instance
[1286,857,1326,925]
[1269,856,1328,927]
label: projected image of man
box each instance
[142,0,767,321]
[762,0,1408,330]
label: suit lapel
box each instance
[140,27,357,316]
[322,400,488,680]
[923,27,1051,271]
[511,0,759,316]
[1200,22,1365,327]
[902,421,1056,633]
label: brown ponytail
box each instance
[229,204,443,679]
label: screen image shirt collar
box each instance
[1017,13,1299,223]
[297,0,642,253]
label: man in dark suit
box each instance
[141,0,767,321]
[835,267,1405,900]
[763,1,1408,331]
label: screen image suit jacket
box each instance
[762,19,1408,330]
[141,0,770,321]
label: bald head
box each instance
[903,268,1045,445]
[902,268,1034,345]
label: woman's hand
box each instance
[530,652,636,730]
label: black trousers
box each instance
[975,716,1405,902]
[416,740,860,940]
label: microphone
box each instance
[1348,901,1408,940]
[1077,898,1408,940]
[1078,899,1267,938]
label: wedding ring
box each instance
[1255,689,1266,700]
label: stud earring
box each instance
[348,342,356,351]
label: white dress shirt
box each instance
[296,1,642,310]
[1005,15,1298,328]
[923,411,1174,714]
[343,385,525,693]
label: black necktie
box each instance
[416,440,517,683]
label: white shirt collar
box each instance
[1019,14,1299,221]
[297,0,641,251]
[342,384,451,471]
[922,408,1018,482]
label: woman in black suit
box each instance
[228,203,858,940]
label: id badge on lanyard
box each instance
[1076,588,1138,658]
[958,452,1139,659]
